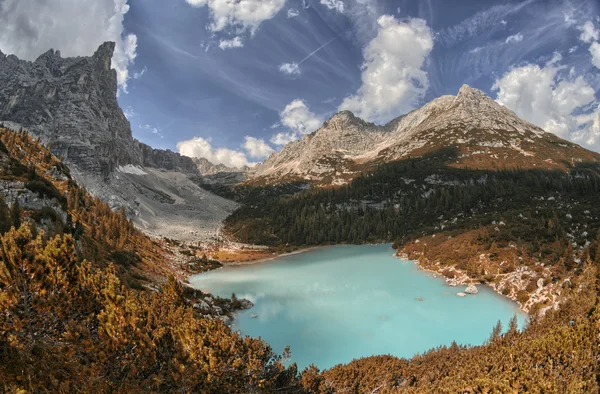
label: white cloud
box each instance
[321,0,344,13]
[590,42,600,69]
[185,0,285,33]
[270,99,323,145]
[0,0,137,92]
[243,136,274,158]
[339,15,433,124]
[505,33,523,44]
[501,20,507,26]
[279,62,300,76]
[280,99,322,134]
[270,131,298,146]
[287,8,300,18]
[177,137,253,168]
[492,61,599,149]
[133,67,147,80]
[579,21,599,43]
[219,36,244,50]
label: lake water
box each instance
[189,244,527,370]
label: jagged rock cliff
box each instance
[0,42,236,242]
[0,42,198,177]
[251,85,600,184]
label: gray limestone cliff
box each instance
[0,42,198,177]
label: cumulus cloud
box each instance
[321,0,345,13]
[0,0,137,92]
[505,33,523,44]
[177,137,253,168]
[339,15,434,124]
[219,36,244,50]
[279,62,300,76]
[243,136,275,158]
[579,20,599,43]
[185,0,285,34]
[280,100,322,134]
[492,60,599,149]
[270,99,322,145]
[287,8,300,18]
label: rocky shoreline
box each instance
[396,251,563,314]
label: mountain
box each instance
[0,42,236,241]
[251,85,600,184]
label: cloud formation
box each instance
[185,0,285,33]
[492,59,599,149]
[219,36,244,50]
[287,8,300,18]
[243,136,274,158]
[339,15,434,124]
[270,99,322,145]
[177,137,253,168]
[0,0,137,92]
[279,62,301,76]
[505,33,524,44]
[321,0,345,13]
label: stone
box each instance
[456,292,467,297]
[465,284,478,294]
[238,299,254,310]
[537,278,544,289]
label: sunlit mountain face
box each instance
[2,0,598,169]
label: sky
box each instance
[0,0,600,168]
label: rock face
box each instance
[0,42,237,241]
[251,85,600,184]
[0,42,199,177]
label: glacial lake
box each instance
[189,244,527,370]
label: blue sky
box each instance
[1,0,599,167]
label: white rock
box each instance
[456,292,467,297]
[465,284,478,294]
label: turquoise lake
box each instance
[189,244,527,370]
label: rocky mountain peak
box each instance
[251,85,599,184]
[92,41,116,72]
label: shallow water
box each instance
[189,244,527,370]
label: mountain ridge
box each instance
[251,84,600,185]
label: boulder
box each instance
[537,278,544,289]
[465,284,478,294]
[238,299,254,310]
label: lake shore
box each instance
[220,245,326,267]
[395,251,558,314]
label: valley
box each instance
[1,42,600,393]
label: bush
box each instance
[110,250,140,267]
[517,290,530,304]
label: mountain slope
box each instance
[0,43,237,241]
[251,85,600,185]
